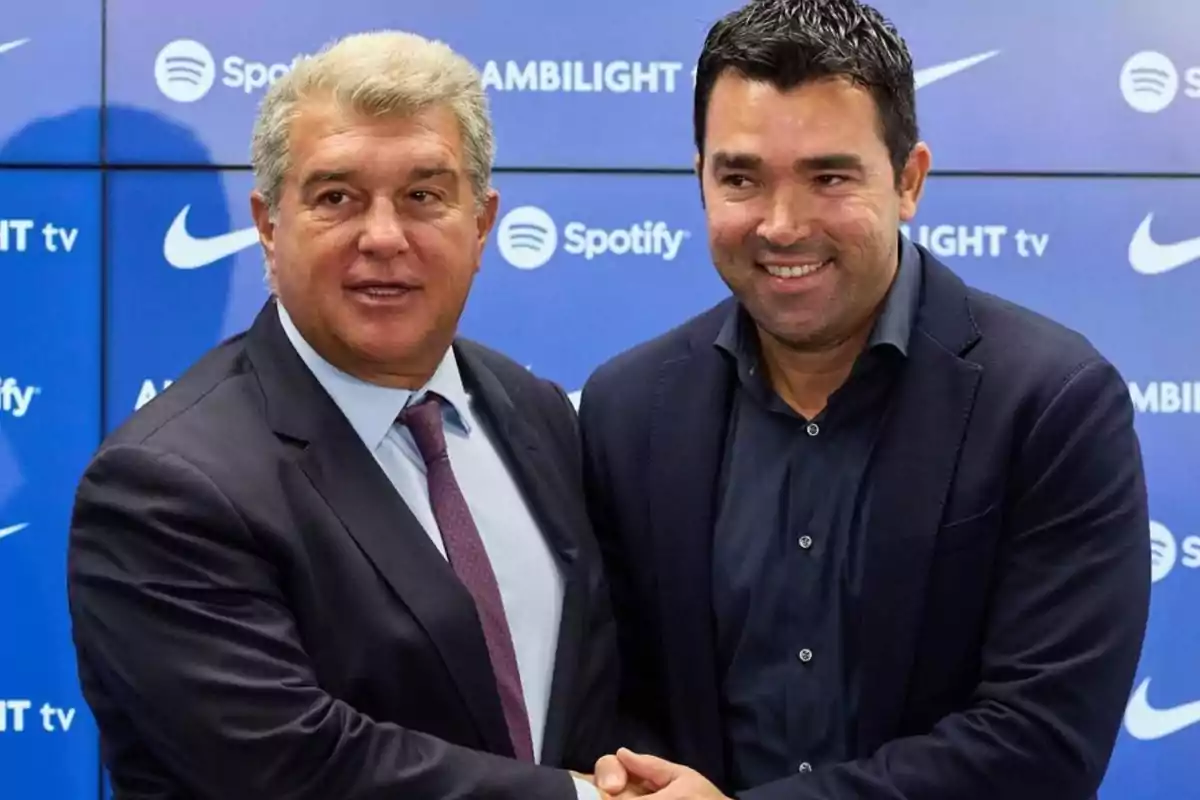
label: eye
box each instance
[410,190,442,203]
[815,174,849,187]
[720,174,754,188]
[318,190,348,206]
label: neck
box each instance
[344,344,448,390]
[757,319,874,419]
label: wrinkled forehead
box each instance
[286,98,468,182]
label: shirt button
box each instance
[798,535,813,549]
[798,762,813,773]
[806,422,819,436]
[798,648,813,663]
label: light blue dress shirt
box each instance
[276,303,598,799]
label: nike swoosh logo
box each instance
[1125,678,1200,741]
[1129,213,1200,275]
[0,523,28,540]
[914,50,1000,89]
[0,38,30,56]
[164,206,260,269]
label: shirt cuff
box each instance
[572,775,602,800]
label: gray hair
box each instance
[250,30,495,217]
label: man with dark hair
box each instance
[583,1,1150,798]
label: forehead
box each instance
[703,72,886,158]
[287,98,467,177]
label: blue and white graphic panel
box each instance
[106,169,268,431]
[876,0,1200,173]
[465,173,726,398]
[0,169,101,798]
[103,0,715,168]
[0,1,102,163]
[104,0,1199,172]
[906,174,1200,800]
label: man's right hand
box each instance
[593,750,729,799]
[593,753,654,798]
[573,769,648,800]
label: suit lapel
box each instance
[245,302,515,759]
[856,253,983,753]
[454,343,584,767]
[647,332,735,780]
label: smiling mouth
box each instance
[347,282,417,298]
[758,259,832,278]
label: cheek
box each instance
[706,205,757,255]
[823,199,888,252]
[410,227,482,284]
[281,223,351,275]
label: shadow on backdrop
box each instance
[0,101,234,800]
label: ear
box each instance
[250,190,279,287]
[475,187,500,256]
[694,152,708,209]
[250,190,276,258]
[898,142,932,222]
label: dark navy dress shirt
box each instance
[711,237,923,788]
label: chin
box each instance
[756,314,836,348]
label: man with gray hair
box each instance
[67,30,627,799]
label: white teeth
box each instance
[360,286,406,296]
[763,260,827,278]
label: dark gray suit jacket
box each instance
[67,300,619,799]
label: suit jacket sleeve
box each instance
[741,358,1151,800]
[67,443,578,800]
[576,385,672,760]
[540,379,628,769]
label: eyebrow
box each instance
[300,169,355,194]
[709,151,865,173]
[407,166,460,182]
[299,165,460,194]
[800,153,865,172]
[710,152,762,172]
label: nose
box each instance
[358,199,410,257]
[757,189,813,249]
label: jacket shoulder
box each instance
[959,285,1133,449]
[89,333,280,498]
[454,337,565,403]
[584,298,734,400]
[966,286,1115,379]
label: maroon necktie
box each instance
[398,393,536,762]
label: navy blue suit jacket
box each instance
[580,247,1150,800]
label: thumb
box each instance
[594,754,627,794]
[614,748,679,790]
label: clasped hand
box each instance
[574,748,730,799]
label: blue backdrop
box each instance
[1,1,1197,798]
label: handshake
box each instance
[572,749,730,800]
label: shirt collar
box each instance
[866,233,922,356]
[715,232,923,364]
[276,301,473,451]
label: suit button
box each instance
[798,648,813,663]
[798,762,813,773]
[798,535,813,549]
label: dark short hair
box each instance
[694,0,918,183]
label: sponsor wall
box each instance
[0,1,1196,798]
